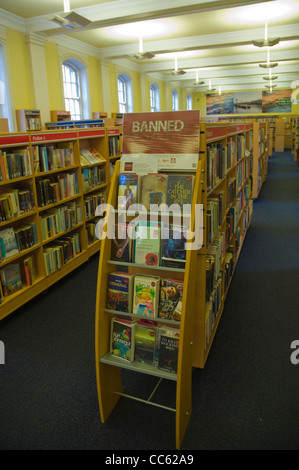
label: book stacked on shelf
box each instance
[206,143,227,192]
[82,166,105,192]
[0,148,32,180]
[32,143,74,173]
[80,148,105,167]
[23,254,37,286]
[84,191,107,220]
[0,186,34,222]
[107,272,183,322]
[108,136,120,157]
[110,315,180,373]
[0,263,22,297]
[36,172,79,207]
[40,202,83,241]
[0,224,38,260]
[118,172,194,212]
[43,232,81,276]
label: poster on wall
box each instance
[233,91,262,114]
[121,110,200,171]
[206,93,234,114]
[262,90,292,113]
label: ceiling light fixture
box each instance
[194,70,204,86]
[259,47,278,68]
[49,0,91,29]
[252,17,280,47]
[64,0,70,13]
[171,57,186,75]
[133,36,155,60]
[207,79,216,92]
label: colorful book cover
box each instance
[0,263,22,296]
[133,275,160,318]
[154,326,180,367]
[158,278,184,321]
[158,333,180,373]
[141,174,168,211]
[166,174,194,210]
[161,224,187,269]
[107,272,134,313]
[111,222,134,263]
[0,227,19,259]
[134,321,157,365]
[118,173,139,210]
[110,317,136,362]
[133,221,161,266]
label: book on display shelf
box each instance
[107,272,134,314]
[140,173,168,211]
[133,274,160,318]
[118,173,139,210]
[133,220,161,267]
[110,316,136,362]
[158,278,184,321]
[134,320,157,365]
[0,263,22,297]
[161,224,187,269]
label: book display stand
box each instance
[95,112,267,448]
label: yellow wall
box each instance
[6,28,32,109]
[109,63,118,114]
[45,42,63,111]
[88,55,102,114]
[132,70,141,112]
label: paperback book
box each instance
[107,272,134,313]
[0,263,22,296]
[133,221,161,267]
[161,224,187,269]
[141,173,168,211]
[166,174,194,211]
[154,325,180,372]
[158,278,184,321]
[111,222,134,263]
[110,316,136,362]
[133,275,160,318]
[118,173,139,210]
[134,320,157,365]
[0,227,19,259]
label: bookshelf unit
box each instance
[95,114,262,448]
[16,109,41,132]
[292,117,299,163]
[252,121,269,198]
[0,128,113,320]
[50,110,71,122]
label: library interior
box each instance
[0,0,299,451]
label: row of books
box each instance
[0,186,34,222]
[84,191,107,220]
[0,255,37,302]
[86,220,99,245]
[0,148,32,181]
[40,202,83,241]
[36,172,79,207]
[80,148,106,167]
[107,272,184,322]
[43,232,81,276]
[207,190,225,245]
[110,316,180,374]
[108,136,121,157]
[0,224,37,261]
[82,166,106,192]
[118,173,194,212]
[32,144,75,173]
[111,221,186,270]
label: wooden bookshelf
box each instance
[0,127,116,320]
[95,113,262,448]
[16,109,41,132]
[50,110,71,122]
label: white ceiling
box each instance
[0,0,299,93]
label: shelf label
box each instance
[107,128,119,136]
[0,134,30,146]
[31,132,77,143]
[78,129,105,138]
[206,127,226,141]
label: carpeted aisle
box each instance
[0,151,299,450]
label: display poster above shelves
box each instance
[121,110,200,172]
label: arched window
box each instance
[62,59,89,120]
[117,74,133,113]
[150,84,160,112]
[172,89,179,111]
[187,94,192,110]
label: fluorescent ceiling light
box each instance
[102,19,177,40]
[225,0,297,25]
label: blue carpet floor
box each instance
[0,151,299,450]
